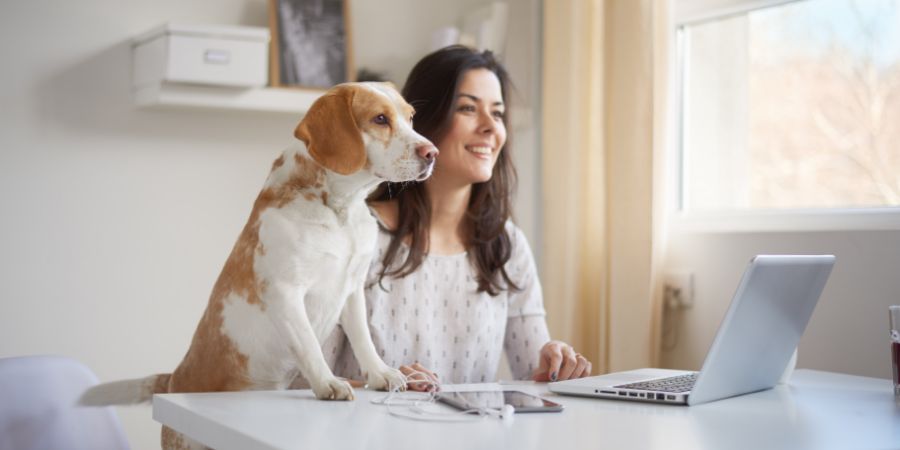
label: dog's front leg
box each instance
[269,285,354,401]
[340,287,407,391]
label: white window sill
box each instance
[670,208,900,233]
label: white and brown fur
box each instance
[81,82,437,449]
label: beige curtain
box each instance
[541,0,671,372]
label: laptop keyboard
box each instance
[614,372,698,393]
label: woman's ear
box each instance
[294,86,367,175]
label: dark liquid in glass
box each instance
[893,341,900,393]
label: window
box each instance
[678,0,900,214]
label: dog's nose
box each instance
[416,143,438,162]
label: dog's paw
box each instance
[366,366,407,392]
[311,377,355,401]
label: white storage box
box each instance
[133,23,269,88]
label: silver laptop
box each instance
[549,254,835,406]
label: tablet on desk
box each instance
[437,390,563,413]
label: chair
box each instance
[0,355,130,450]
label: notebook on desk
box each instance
[549,254,835,406]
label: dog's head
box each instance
[294,82,437,182]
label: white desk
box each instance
[153,369,900,450]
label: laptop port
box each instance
[628,392,638,397]
[618,391,627,396]
[666,395,675,400]
[656,393,665,400]
[600,390,616,395]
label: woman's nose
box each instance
[478,109,497,133]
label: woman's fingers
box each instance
[399,363,438,392]
[532,341,564,381]
[398,365,425,391]
[568,354,591,379]
[411,362,439,391]
[411,362,439,381]
[532,341,594,381]
[581,360,593,378]
[344,378,366,388]
[557,345,579,381]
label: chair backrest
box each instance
[0,355,130,450]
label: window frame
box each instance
[671,0,900,232]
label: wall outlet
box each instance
[664,270,694,308]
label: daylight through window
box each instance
[679,0,900,212]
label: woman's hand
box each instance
[399,362,439,392]
[532,340,592,382]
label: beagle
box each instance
[82,82,437,449]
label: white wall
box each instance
[661,228,900,380]
[0,1,541,448]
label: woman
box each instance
[321,45,592,391]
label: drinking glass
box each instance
[890,306,900,396]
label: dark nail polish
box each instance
[551,372,558,381]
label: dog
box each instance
[81,82,438,449]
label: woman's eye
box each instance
[373,114,389,125]
[493,110,506,119]
[458,104,476,112]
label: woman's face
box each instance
[429,68,507,187]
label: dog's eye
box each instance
[373,114,389,126]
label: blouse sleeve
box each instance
[505,315,551,380]
[503,223,552,380]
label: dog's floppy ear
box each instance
[294,87,366,175]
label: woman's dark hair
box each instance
[369,45,519,296]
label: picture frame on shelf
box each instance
[268,0,354,89]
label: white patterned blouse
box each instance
[312,219,551,384]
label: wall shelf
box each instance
[134,83,323,115]
[135,83,534,129]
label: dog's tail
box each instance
[79,373,172,406]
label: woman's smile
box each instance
[465,145,494,158]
